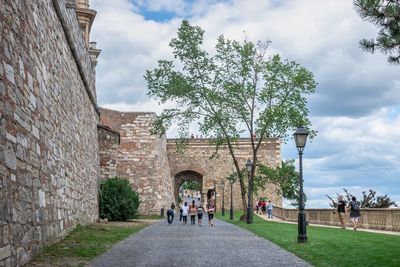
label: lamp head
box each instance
[245,159,253,172]
[294,126,308,152]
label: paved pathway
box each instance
[87,219,310,267]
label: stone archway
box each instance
[174,170,203,205]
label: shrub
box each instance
[99,177,140,221]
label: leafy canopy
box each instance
[145,20,316,217]
[354,0,400,64]
[181,180,201,191]
[258,160,305,207]
[145,20,316,141]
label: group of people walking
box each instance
[335,195,361,230]
[256,199,274,219]
[166,200,216,227]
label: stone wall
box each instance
[273,206,400,232]
[167,138,282,211]
[98,125,119,180]
[0,0,99,265]
[99,108,174,215]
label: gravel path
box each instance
[86,218,311,267]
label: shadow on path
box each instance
[86,218,311,267]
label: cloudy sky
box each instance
[90,0,400,208]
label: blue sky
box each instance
[90,0,400,208]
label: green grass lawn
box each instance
[217,212,400,267]
[26,222,147,267]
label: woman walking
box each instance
[197,203,205,226]
[181,202,189,225]
[207,202,215,227]
[189,200,197,225]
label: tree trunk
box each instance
[224,138,248,219]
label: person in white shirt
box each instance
[181,202,189,225]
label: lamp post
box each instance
[294,126,309,243]
[246,159,253,224]
[213,181,217,213]
[228,175,236,220]
[221,180,225,216]
[230,181,234,220]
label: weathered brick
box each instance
[0,0,100,265]
[0,245,11,261]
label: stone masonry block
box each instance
[3,63,15,85]
[1,143,17,170]
[0,245,11,261]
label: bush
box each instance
[99,177,140,221]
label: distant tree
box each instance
[181,180,201,191]
[354,0,400,64]
[258,160,306,207]
[326,188,398,208]
[145,20,316,222]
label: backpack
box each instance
[352,201,360,211]
[197,207,204,215]
[208,205,215,214]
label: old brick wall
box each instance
[0,0,99,265]
[167,139,282,211]
[99,108,174,215]
[98,125,119,180]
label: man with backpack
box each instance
[167,204,175,225]
[347,196,361,230]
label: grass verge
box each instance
[25,222,148,267]
[217,211,400,267]
[137,215,162,220]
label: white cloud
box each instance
[90,0,400,207]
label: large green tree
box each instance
[354,0,400,64]
[145,20,316,223]
[258,160,305,207]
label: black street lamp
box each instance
[213,181,217,213]
[221,180,225,216]
[227,172,237,220]
[230,180,234,220]
[246,159,253,224]
[294,126,309,243]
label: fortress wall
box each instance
[167,139,282,210]
[99,108,174,215]
[0,0,99,265]
[98,126,119,180]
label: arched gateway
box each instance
[98,108,282,215]
[174,170,203,203]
